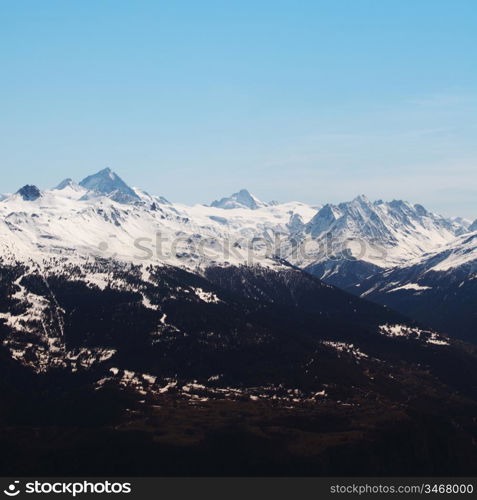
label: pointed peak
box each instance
[413,203,429,216]
[55,178,80,190]
[389,199,410,210]
[306,203,342,237]
[308,202,341,223]
[97,167,114,178]
[16,185,41,201]
[353,194,371,204]
[87,167,114,179]
[288,212,305,231]
[79,168,139,202]
[211,189,267,210]
[319,202,338,211]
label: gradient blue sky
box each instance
[1,0,476,217]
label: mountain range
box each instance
[1,167,475,343]
[1,167,477,476]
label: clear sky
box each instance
[1,0,476,217]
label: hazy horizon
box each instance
[1,166,474,221]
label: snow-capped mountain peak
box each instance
[0,169,474,296]
[16,185,41,201]
[79,168,139,202]
[55,178,81,191]
[307,204,343,237]
[52,178,86,200]
[211,189,268,210]
[354,194,371,204]
[469,219,477,232]
[292,196,470,287]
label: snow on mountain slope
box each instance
[358,230,477,297]
[450,216,473,234]
[426,231,477,272]
[0,169,471,286]
[0,170,315,271]
[351,229,477,342]
[53,179,87,200]
[55,178,80,191]
[287,195,467,287]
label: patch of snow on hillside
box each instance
[379,324,449,346]
[194,288,222,304]
[388,283,432,292]
[322,341,368,359]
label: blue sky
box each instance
[1,0,476,217]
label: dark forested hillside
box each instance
[1,260,477,475]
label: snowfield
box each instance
[1,168,473,278]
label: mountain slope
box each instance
[354,231,477,342]
[288,195,466,288]
[1,169,477,475]
[0,171,315,270]
[1,258,477,475]
[1,169,467,281]
[1,168,473,347]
